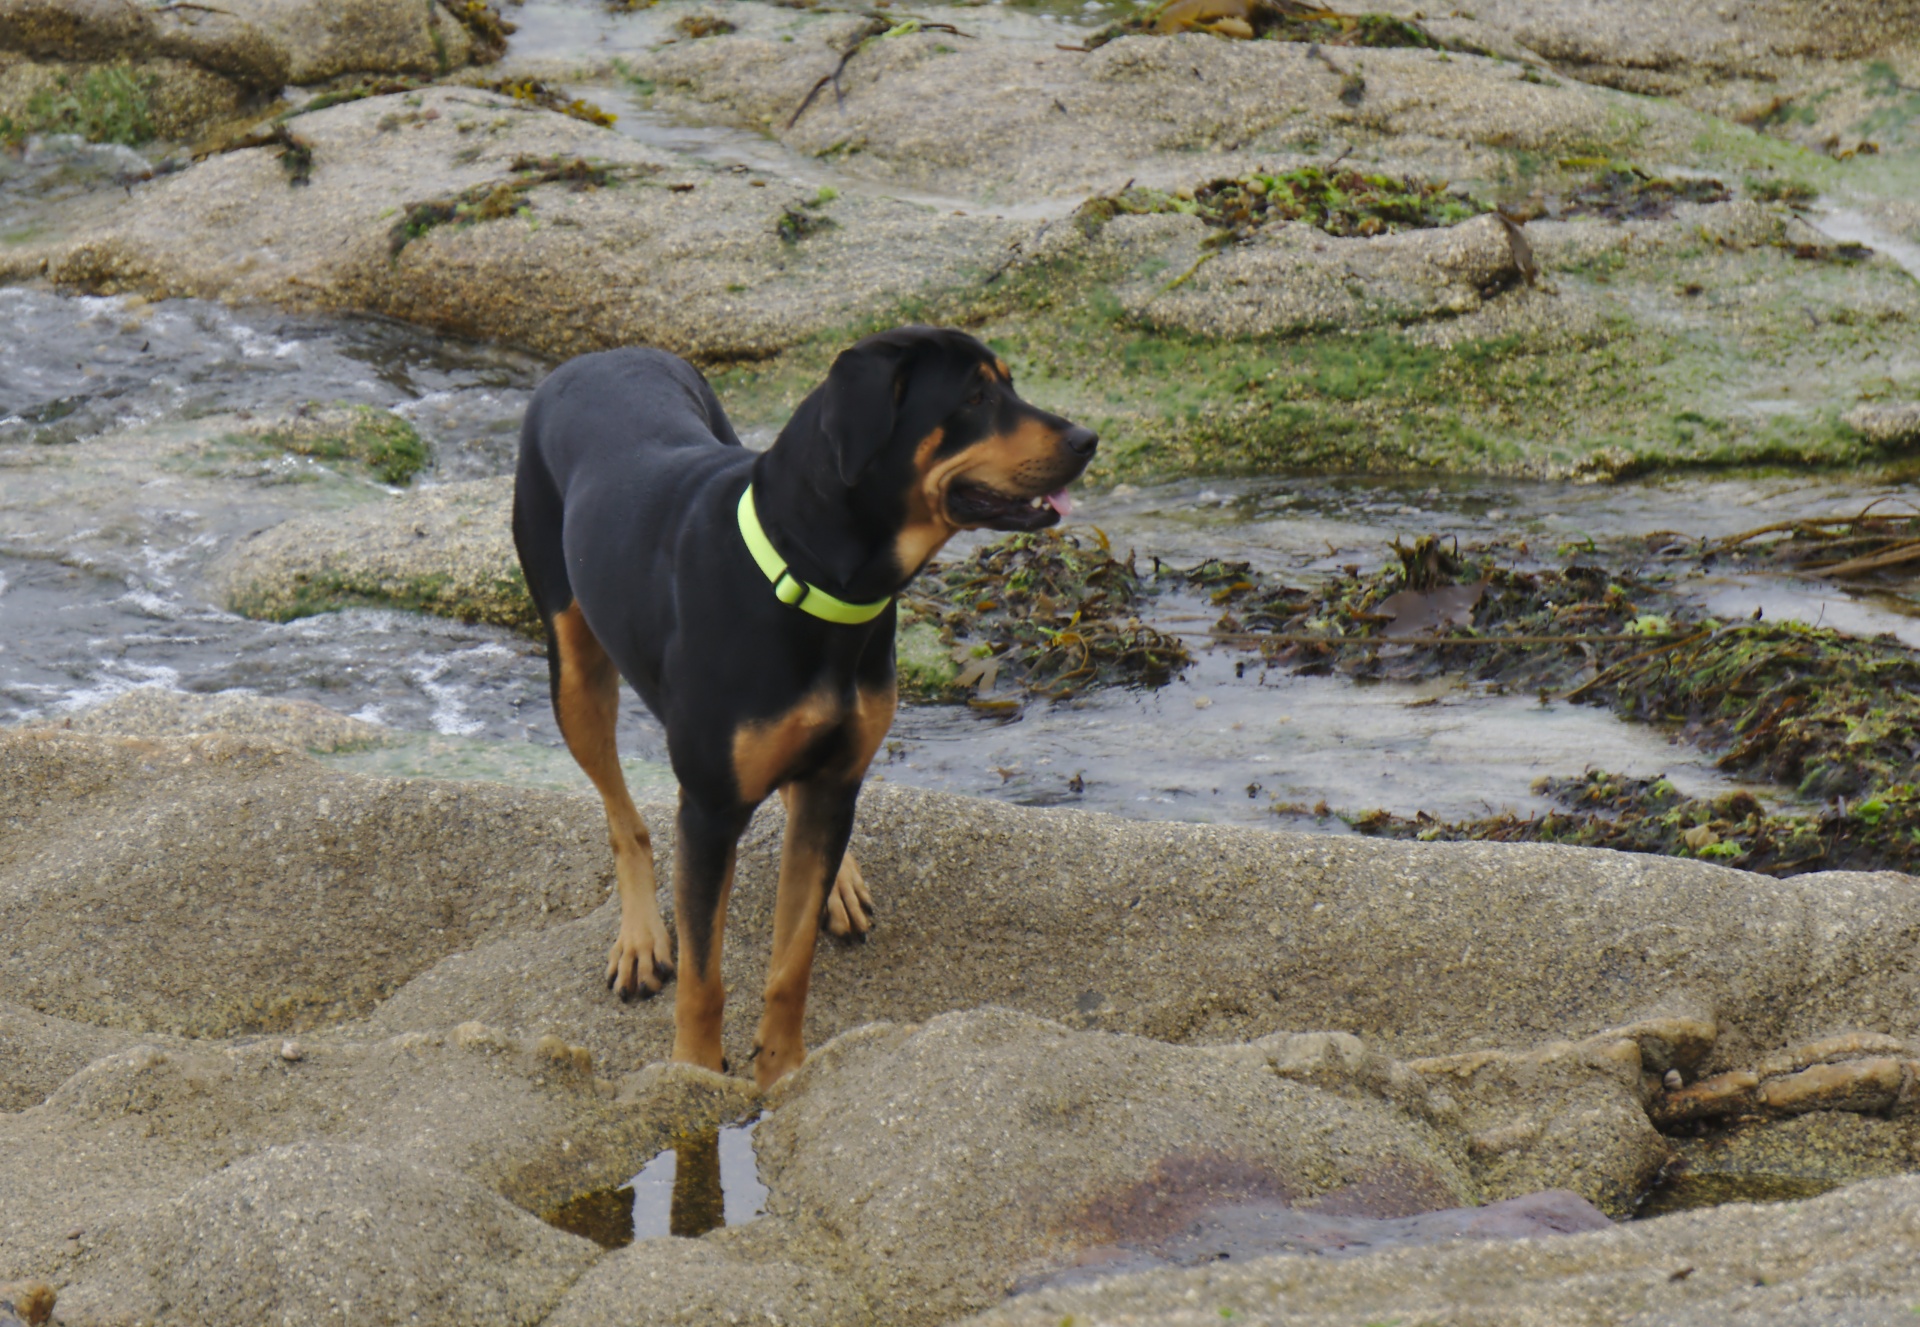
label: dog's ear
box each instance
[818,338,909,485]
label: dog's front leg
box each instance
[670,791,750,1073]
[754,776,860,1089]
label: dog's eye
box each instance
[966,389,987,408]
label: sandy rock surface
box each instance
[4,724,1920,1323]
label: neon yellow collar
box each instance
[737,485,893,625]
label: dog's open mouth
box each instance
[947,481,1073,531]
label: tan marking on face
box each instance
[893,427,960,581]
[993,358,1012,382]
[730,692,844,805]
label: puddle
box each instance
[1634,1171,1843,1220]
[543,1121,767,1249]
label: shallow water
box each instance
[543,1121,766,1249]
[1634,1170,1842,1220]
[7,284,1920,826]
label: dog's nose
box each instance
[1062,425,1099,458]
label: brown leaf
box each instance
[1376,582,1486,639]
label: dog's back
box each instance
[513,347,749,656]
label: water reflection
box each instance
[543,1121,767,1249]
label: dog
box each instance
[513,326,1097,1086]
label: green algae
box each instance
[19,63,157,145]
[250,405,428,485]
[1077,167,1483,241]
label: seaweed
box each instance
[1076,166,1483,241]
[479,78,617,128]
[1086,0,1444,48]
[389,155,629,256]
[776,186,840,243]
[205,122,314,184]
[675,14,737,38]
[1204,529,1920,875]
[899,529,1191,704]
[253,404,428,485]
[441,0,517,61]
[1502,164,1731,223]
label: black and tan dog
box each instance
[513,326,1096,1086]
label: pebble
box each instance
[1664,1069,1683,1091]
[281,1040,304,1063]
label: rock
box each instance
[967,1174,1920,1326]
[0,0,493,95]
[216,475,538,635]
[542,1238,868,1327]
[742,1009,1475,1320]
[1653,1033,1920,1127]
[0,1283,53,1327]
[64,1142,595,1327]
[1845,402,1920,449]
[1096,211,1522,339]
[1407,1032,1671,1214]
[1670,1108,1920,1192]
[45,688,389,753]
[1,85,1016,362]
[0,728,614,1036]
[0,1025,755,1318]
[0,1000,156,1111]
[1359,0,1920,95]
[631,18,1709,202]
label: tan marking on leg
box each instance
[671,832,735,1072]
[753,779,838,1088]
[551,604,674,1000]
[781,784,876,939]
[731,692,842,806]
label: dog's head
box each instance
[784,325,1097,582]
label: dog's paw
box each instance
[822,853,874,940]
[606,927,676,1002]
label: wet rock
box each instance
[60,1142,595,1327]
[1846,401,1920,449]
[2,85,1014,361]
[745,1009,1476,1320]
[216,475,537,634]
[0,728,614,1035]
[1018,1188,1613,1291]
[45,688,390,753]
[969,1174,1920,1326]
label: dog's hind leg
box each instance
[549,604,677,1001]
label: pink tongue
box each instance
[1044,489,1073,518]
